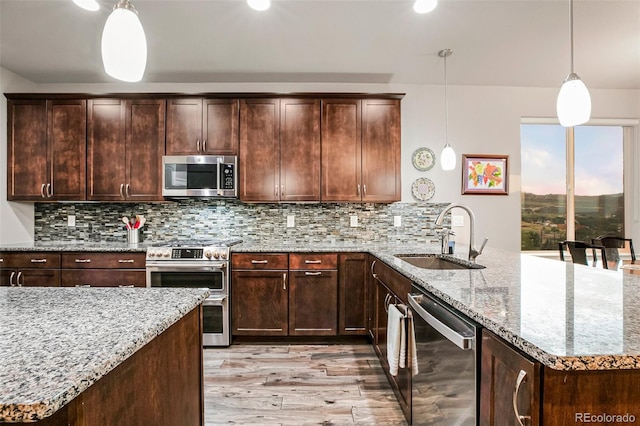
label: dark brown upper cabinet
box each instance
[166,98,239,155]
[7,99,86,201]
[87,98,165,201]
[239,98,321,202]
[322,98,401,203]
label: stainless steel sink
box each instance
[395,254,485,270]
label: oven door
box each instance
[146,263,227,291]
[203,295,230,346]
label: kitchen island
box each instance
[0,286,208,425]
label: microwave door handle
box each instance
[217,157,223,196]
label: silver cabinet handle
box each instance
[513,369,530,426]
[197,139,201,152]
[46,183,52,198]
[251,260,268,264]
[305,271,322,276]
[0,258,4,263]
[357,184,361,196]
[118,259,135,263]
[203,139,207,152]
[283,273,287,290]
[41,183,47,198]
[363,184,367,196]
[281,184,285,197]
[119,183,125,199]
[16,271,23,286]
[75,259,91,263]
[370,260,377,279]
[118,285,135,288]
[9,271,16,286]
[275,184,279,198]
[75,284,91,288]
[30,259,47,263]
[126,184,131,198]
[305,260,322,264]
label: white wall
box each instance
[1,75,639,251]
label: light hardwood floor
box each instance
[204,344,408,425]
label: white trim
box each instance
[522,117,640,126]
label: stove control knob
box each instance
[213,250,220,259]
[204,250,213,259]
[220,251,228,260]
[163,250,171,258]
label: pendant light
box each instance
[556,0,591,127]
[439,49,456,171]
[247,0,271,11]
[413,0,437,14]
[73,0,99,11]
[101,0,147,82]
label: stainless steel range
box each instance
[145,239,241,346]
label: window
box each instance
[521,124,624,251]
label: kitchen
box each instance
[1,0,640,425]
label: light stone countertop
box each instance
[0,287,209,423]
[4,239,640,371]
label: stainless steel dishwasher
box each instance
[408,285,479,425]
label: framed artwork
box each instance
[462,154,509,195]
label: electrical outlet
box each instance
[287,215,295,228]
[350,215,358,227]
[394,215,402,227]
[452,215,465,227]
[67,215,76,227]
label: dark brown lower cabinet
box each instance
[2,306,203,426]
[60,252,146,287]
[231,269,289,336]
[289,270,338,336]
[0,252,61,287]
[338,253,368,335]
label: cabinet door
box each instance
[480,330,541,426]
[231,270,288,336]
[279,98,320,202]
[361,99,401,202]
[339,253,368,335]
[289,270,338,336]
[321,99,362,202]
[239,99,280,202]
[0,268,16,286]
[19,269,60,287]
[203,99,239,155]
[367,257,377,342]
[166,98,203,155]
[7,100,48,200]
[374,279,390,367]
[48,99,87,200]
[87,99,127,201]
[125,99,165,201]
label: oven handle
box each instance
[408,292,475,350]
[146,264,227,272]
[203,296,227,305]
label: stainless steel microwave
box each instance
[162,155,238,198]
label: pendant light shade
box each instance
[413,0,438,14]
[556,0,590,127]
[438,49,456,171]
[247,0,271,11]
[73,0,99,11]
[101,0,147,82]
[557,73,591,127]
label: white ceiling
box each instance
[1,0,639,89]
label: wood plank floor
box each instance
[204,344,408,425]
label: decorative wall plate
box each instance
[411,147,436,171]
[411,177,435,201]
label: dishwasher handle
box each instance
[408,292,475,350]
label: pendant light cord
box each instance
[444,52,449,145]
[570,0,574,73]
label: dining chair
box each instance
[558,240,608,268]
[591,236,636,269]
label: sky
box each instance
[521,124,623,196]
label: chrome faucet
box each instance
[435,203,488,262]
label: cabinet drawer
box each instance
[0,252,61,268]
[61,269,146,287]
[289,253,337,270]
[61,252,146,269]
[232,253,288,270]
[371,258,411,304]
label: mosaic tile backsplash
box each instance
[35,200,450,244]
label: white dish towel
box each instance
[387,304,405,376]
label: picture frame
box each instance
[462,154,509,195]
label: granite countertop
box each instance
[0,287,209,423]
[4,239,640,371]
[0,241,148,252]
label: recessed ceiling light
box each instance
[73,0,100,12]
[247,0,271,11]
[413,0,437,14]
